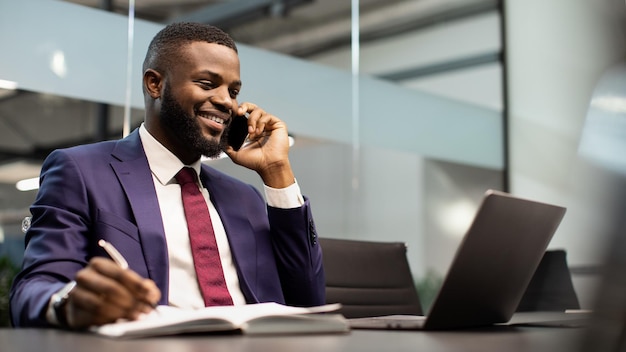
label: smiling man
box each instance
[10,22,325,329]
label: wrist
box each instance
[259,162,295,189]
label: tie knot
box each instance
[175,167,198,186]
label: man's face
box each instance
[157,42,242,160]
[159,83,225,159]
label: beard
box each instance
[159,84,227,159]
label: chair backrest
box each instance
[319,237,423,318]
[516,249,580,312]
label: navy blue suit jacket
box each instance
[10,129,325,327]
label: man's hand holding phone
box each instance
[224,102,295,189]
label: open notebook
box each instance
[350,190,567,330]
[92,302,349,338]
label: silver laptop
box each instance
[349,189,567,330]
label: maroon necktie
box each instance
[175,167,233,306]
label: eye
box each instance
[229,89,239,99]
[197,80,215,90]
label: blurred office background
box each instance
[0,0,624,311]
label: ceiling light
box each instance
[0,79,18,90]
[437,199,476,238]
[50,50,68,78]
[0,161,41,183]
[16,177,40,192]
[591,96,626,114]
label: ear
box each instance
[143,69,163,99]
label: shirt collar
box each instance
[139,123,202,186]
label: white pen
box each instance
[98,239,129,269]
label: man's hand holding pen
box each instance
[61,243,161,329]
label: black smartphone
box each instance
[226,113,249,151]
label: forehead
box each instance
[176,41,241,78]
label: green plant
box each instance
[0,256,19,327]
[416,269,444,313]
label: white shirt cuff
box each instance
[264,179,305,209]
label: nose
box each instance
[209,86,234,113]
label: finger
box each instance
[89,257,155,300]
[250,112,276,136]
[139,277,161,308]
[244,109,263,136]
[67,286,130,327]
[70,298,148,328]
[71,274,156,327]
[75,264,137,312]
[237,102,257,116]
[237,103,269,135]
[81,258,160,311]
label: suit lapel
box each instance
[110,130,169,302]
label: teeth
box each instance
[209,116,224,124]
[200,113,224,124]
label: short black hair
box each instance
[142,22,238,74]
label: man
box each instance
[10,22,325,329]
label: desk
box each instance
[1,326,584,352]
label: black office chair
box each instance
[516,249,581,312]
[319,237,423,319]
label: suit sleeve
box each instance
[268,197,325,307]
[9,150,92,327]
